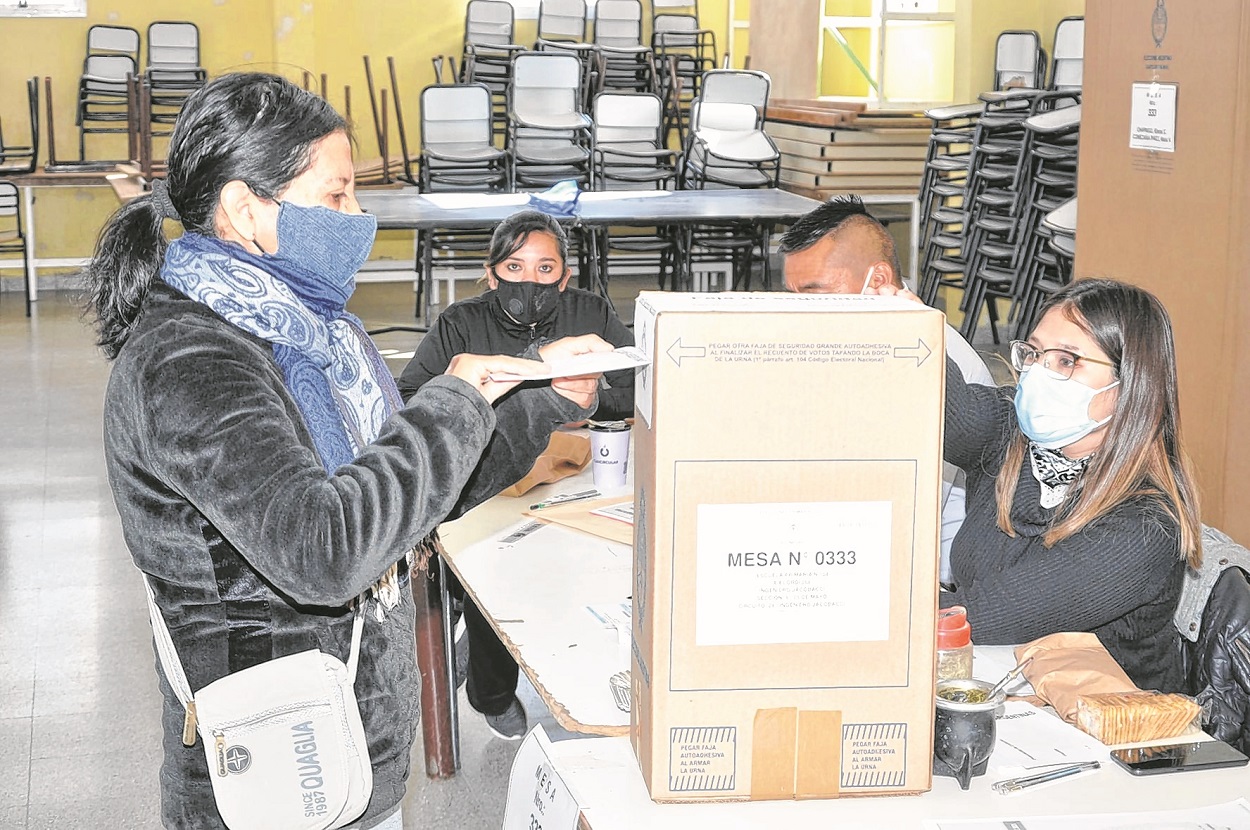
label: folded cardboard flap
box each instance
[751,708,842,800]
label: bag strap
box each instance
[141,574,367,703]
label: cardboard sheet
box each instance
[526,497,635,546]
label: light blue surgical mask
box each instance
[1013,365,1120,450]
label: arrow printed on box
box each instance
[667,338,706,367]
[893,339,931,367]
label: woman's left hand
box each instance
[539,334,612,410]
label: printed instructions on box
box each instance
[695,501,892,646]
[668,726,737,792]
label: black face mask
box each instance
[493,275,562,327]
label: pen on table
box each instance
[530,489,601,510]
[991,760,1100,794]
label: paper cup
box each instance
[588,421,630,489]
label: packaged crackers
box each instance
[1075,691,1201,745]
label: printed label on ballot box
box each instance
[695,501,893,647]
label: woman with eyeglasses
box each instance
[935,278,1201,692]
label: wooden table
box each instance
[5,166,121,314]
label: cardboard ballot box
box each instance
[629,292,945,803]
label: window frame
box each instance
[0,0,87,18]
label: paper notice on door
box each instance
[694,501,892,646]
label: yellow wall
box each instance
[1,0,1086,271]
[0,0,469,269]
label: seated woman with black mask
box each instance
[397,209,634,420]
[398,209,635,740]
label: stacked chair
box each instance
[651,0,717,146]
[533,0,600,108]
[916,18,1084,341]
[1049,17,1085,93]
[460,0,526,140]
[590,92,681,291]
[679,69,780,290]
[993,30,1045,91]
[680,69,779,189]
[418,84,508,192]
[956,96,1080,342]
[593,0,657,95]
[414,83,509,317]
[75,24,140,160]
[144,22,207,141]
[0,181,31,317]
[506,52,593,190]
[0,77,40,176]
[1014,196,1076,337]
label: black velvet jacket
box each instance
[103,283,591,828]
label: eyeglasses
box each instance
[1009,340,1116,380]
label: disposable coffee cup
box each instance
[588,420,631,489]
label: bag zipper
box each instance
[208,699,332,778]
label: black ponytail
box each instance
[82,71,346,360]
[82,195,170,359]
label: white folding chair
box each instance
[419,84,508,192]
[0,181,31,316]
[590,92,681,289]
[461,0,525,137]
[1049,17,1084,92]
[681,69,780,190]
[994,30,1044,91]
[507,52,592,189]
[594,0,656,93]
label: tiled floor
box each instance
[0,274,1004,829]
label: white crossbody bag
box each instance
[143,577,373,830]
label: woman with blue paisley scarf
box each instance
[83,72,608,829]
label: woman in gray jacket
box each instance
[83,72,607,829]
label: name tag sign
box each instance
[502,725,581,830]
[1129,81,1178,152]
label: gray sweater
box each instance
[103,283,590,828]
[938,359,1186,693]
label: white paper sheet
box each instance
[488,345,650,382]
[589,501,634,525]
[417,192,528,209]
[576,190,673,202]
[989,700,1106,774]
[923,797,1250,830]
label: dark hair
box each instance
[486,209,569,271]
[777,195,901,279]
[83,72,348,359]
[995,278,1202,566]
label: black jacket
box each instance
[1183,566,1250,753]
[397,287,635,419]
[104,283,591,828]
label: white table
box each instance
[440,464,631,735]
[550,736,1250,829]
[444,466,1250,826]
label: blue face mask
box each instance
[258,201,378,307]
[1013,365,1120,450]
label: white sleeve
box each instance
[944,324,996,386]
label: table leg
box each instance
[22,185,36,314]
[412,557,459,778]
[908,195,921,291]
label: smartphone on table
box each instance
[1109,740,1249,775]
